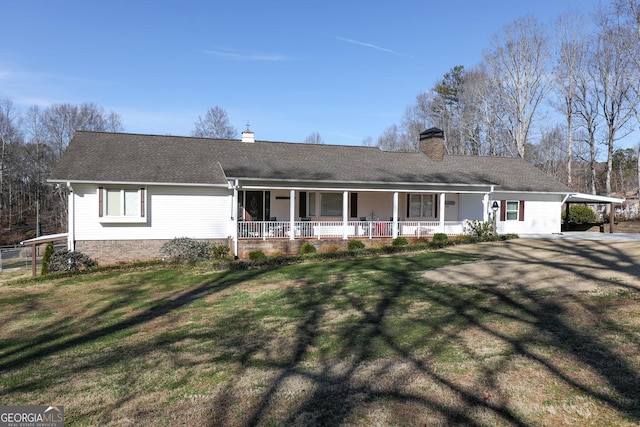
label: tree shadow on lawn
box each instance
[0,267,268,385]
[203,243,640,426]
[1,241,639,425]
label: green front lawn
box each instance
[1,248,638,426]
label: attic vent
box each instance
[241,123,255,143]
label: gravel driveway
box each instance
[426,234,640,293]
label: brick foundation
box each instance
[237,238,393,259]
[75,238,232,264]
[75,237,396,264]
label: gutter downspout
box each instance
[67,182,75,251]
[232,180,239,259]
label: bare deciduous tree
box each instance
[553,11,588,187]
[483,15,551,158]
[192,106,238,139]
[401,91,431,151]
[377,124,410,151]
[593,8,638,196]
[43,102,123,160]
[303,131,325,144]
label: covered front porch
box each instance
[230,184,492,251]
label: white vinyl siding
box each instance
[74,184,231,240]
[495,195,562,234]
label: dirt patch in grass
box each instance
[427,238,640,293]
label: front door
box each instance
[245,191,264,221]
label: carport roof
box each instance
[566,193,625,204]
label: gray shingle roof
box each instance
[49,131,572,193]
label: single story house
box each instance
[48,128,623,262]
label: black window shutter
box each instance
[140,188,145,217]
[299,192,307,218]
[519,200,525,221]
[265,191,271,220]
[406,194,410,217]
[350,193,358,218]
[98,187,103,217]
[500,200,506,221]
[434,195,438,218]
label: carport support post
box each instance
[610,203,615,233]
[31,243,37,277]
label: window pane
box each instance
[106,189,121,216]
[321,193,342,216]
[309,192,316,216]
[410,195,422,217]
[423,195,433,217]
[124,190,139,216]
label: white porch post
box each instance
[482,193,489,222]
[343,191,349,240]
[232,182,239,258]
[392,192,399,238]
[439,192,446,232]
[289,189,296,240]
[67,183,75,251]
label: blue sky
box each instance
[2,0,603,146]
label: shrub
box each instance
[564,205,597,223]
[211,244,230,260]
[248,250,267,262]
[347,240,366,251]
[300,242,317,255]
[465,220,493,238]
[161,237,211,263]
[41,242,55,275]
[48,250,97,272]
[392,237,408,246]
[431,233,449,247]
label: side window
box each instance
[506,201,519,221]
[99,187,146,222]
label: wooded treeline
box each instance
[0,101,123,244]
[376,0,640,199]
[2,1,640,245]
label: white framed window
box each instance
[99,187,146,223]
[321,193,343,216]
[408,194,434,218]
[506,201,519,221]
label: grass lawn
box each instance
[0,247,639,426]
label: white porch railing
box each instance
[238,220,466,240]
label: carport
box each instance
[563,193,625,233]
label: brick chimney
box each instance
[419,127,444,161]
